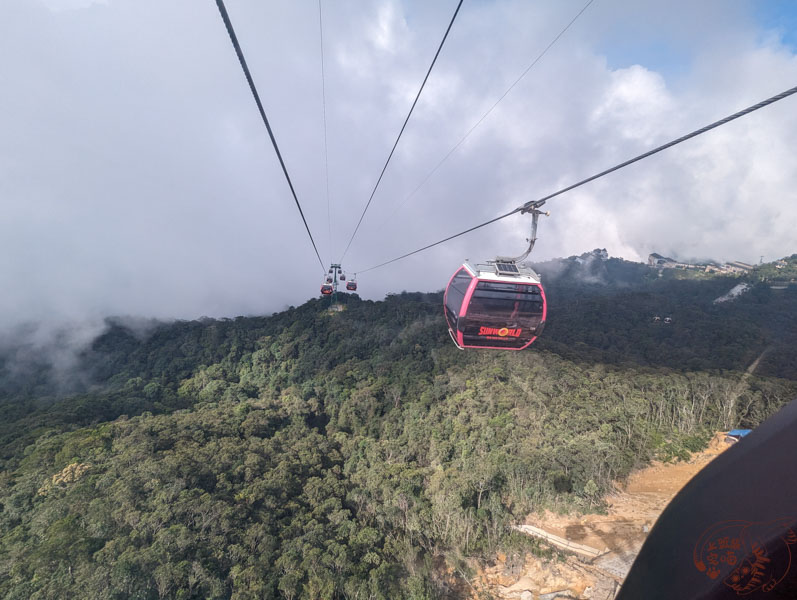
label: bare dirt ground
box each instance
[472,433,732,600]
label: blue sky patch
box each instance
[753,0,797,50]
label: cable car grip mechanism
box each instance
[497,201,550,264]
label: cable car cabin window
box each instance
[468,281,543,323]
[461,281,544,348]
[445,269,472,315]
[445,268,473,330]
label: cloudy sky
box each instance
[2,0,797,329]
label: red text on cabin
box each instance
[478,326,522,337]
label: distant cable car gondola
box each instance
[321,284,333,295]
[444,203,548,350]
[346,280,357,291]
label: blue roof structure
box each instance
[727,429,752,437]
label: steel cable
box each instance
[373,0,596,232]
[339,0,465,262]
[215,0,326,272]
[318,0,333,260]
[356,84,797,274]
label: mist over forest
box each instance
[4,0,797,596]
[1,253,796,598]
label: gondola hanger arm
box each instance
[496,205,549,264]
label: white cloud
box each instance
[1,0,796,331]
[367,1,407,53]
[37,0,107,12]
[591,65,675,144]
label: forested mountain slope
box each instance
[1,262,796,599]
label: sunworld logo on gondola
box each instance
[478,326,522,338]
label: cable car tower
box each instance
[321,263,346,309]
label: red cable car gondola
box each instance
[444,261,546,350]
[346,280,357,291]
[444,203,549,350]
[321,284,333,295]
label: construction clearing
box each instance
[474,432,734,600]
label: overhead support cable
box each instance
[318,0,333,259]
[375,0,596,230]
[339,0,465,262]
[356,84,797,274]
[215,0,326,272]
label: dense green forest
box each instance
[1,253,796,599]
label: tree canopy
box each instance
[1,259,796,599]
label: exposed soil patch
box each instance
[473,433,733,599]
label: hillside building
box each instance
[648,253,676,267]
[726,261,754,273]
[648,251,760,275]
